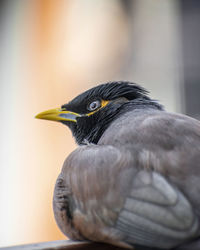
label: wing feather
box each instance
[116,171,199,249]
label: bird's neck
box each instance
[73,112,117,145]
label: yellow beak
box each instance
[35,108,80,122]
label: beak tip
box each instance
[35,113,42,119]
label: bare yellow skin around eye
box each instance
[86,100,110,116]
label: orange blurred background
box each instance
[0,0,199,247]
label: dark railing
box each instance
[1,240,126,250]
[2,239,200,250]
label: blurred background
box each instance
[0,0,200,247]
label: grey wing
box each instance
[53,144,199,249]
[116,170,199,249]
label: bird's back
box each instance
[99,108,200,212]
[97,108,200,248]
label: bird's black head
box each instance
[36,81,163,145]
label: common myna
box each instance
[36,81,200,249]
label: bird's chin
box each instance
[61,120,76,129]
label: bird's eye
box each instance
[88,100,101,111]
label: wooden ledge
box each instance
[1,240,126,250]
[2,239,200,250]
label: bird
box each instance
[36,81,200,250]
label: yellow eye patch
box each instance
[86,100,110,116]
